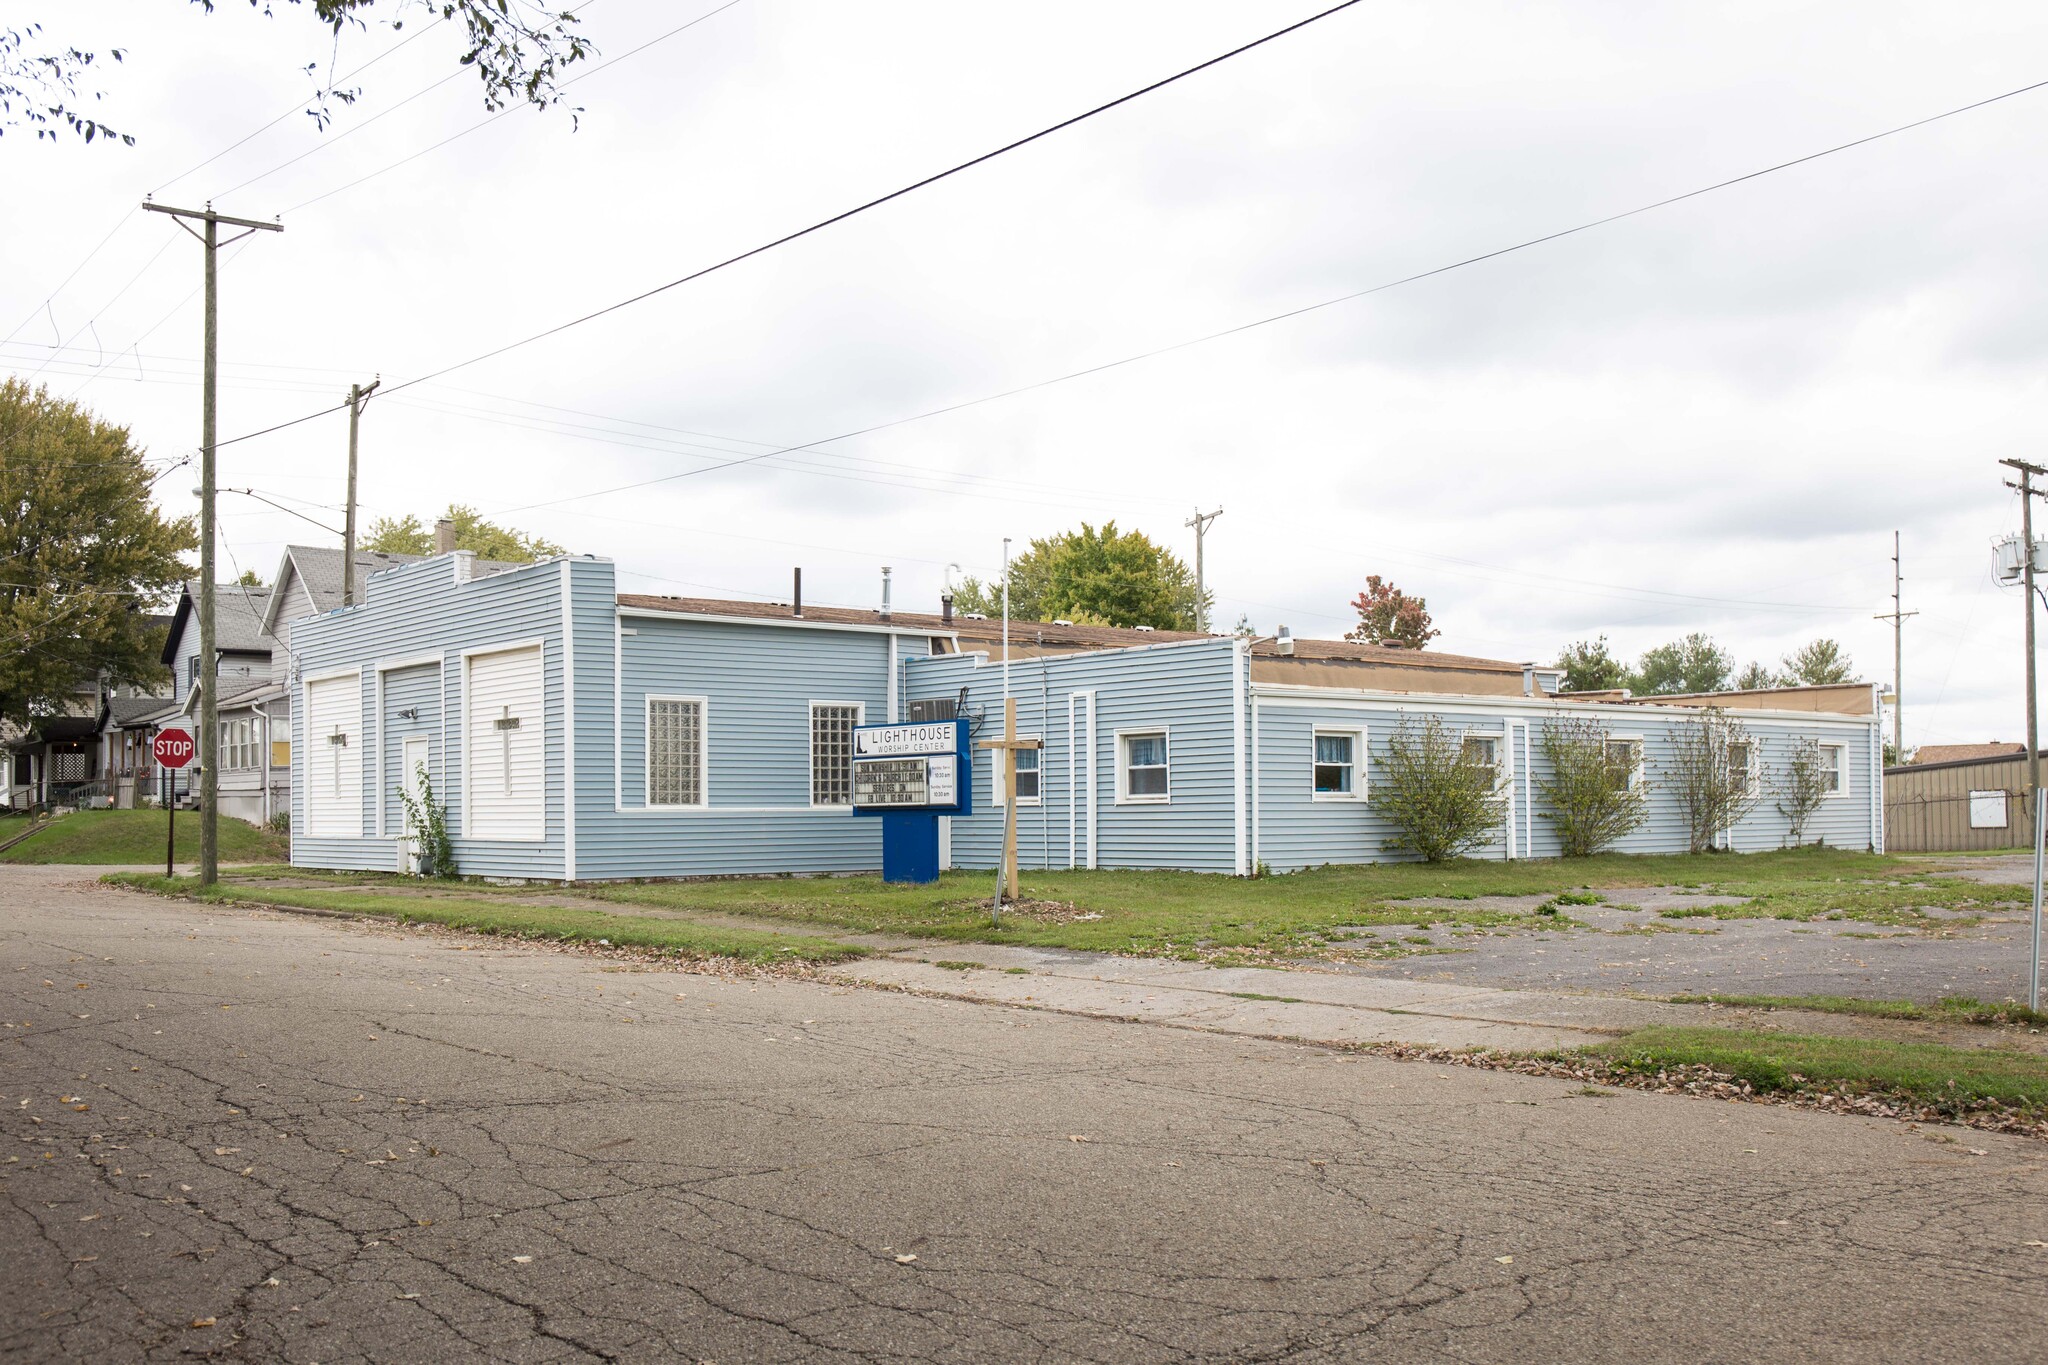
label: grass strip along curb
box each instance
[1344,1027,2048,1141]
[105,874,870,966]
[1664,992,2048,1028]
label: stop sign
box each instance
[154,727,195,770]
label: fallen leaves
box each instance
[188,1318,216,1330]
[511,1255,533,1265]
[894,1254,918,1265]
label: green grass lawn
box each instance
[2,810,288,865]
[106,874,867,964]
[1663,993,2048,1027]
[568,845,2020,960]
[1583,1026,2048,1113]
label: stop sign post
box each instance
[154,728,194,876]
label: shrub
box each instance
[1662,706,1763,853]
[1369,715,1505,862]
[1535,716,1647,856]
[1774,738,1830,846]
[397,763,455,877]
[267,810,290,835]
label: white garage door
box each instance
[466,645,544,841]
[303,673,363,837]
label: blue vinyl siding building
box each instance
[284,550,1885,881]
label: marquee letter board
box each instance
[850,720,971,817]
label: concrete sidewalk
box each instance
[833,943,2048,1054]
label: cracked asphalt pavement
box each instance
[5,865,2047,1363]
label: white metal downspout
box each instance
[1250,693,1261,875]
[887,635,899,723]
[613,613,624,812]
[559,559,577,882]
[1872,685,1885,853]
[1233,640,1248,876]
[252,701,272,828]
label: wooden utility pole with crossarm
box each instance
[141,199,282,887]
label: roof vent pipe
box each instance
[941,592,954,625]
[1276,625,1294,656]
[793,568,802,618]
[1521,662,1536,697]
[881,566,892,620]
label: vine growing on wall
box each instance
[397,762,455,878]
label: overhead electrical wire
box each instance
[212,0,1377,450]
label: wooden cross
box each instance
[976,696,1042,907]
[493,707,522,798]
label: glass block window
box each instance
[1313,732,1355,796]
[811,703,861,806]
[647,698,704,807]
[1121,731,1169,801]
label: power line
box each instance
[271,0,730,214]
[214,0,1374,451]
[0,213,137,347]
[161,12,454,197]
[471,71,2048,529]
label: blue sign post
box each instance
[851,720,972,885]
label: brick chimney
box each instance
[433,517,457,555]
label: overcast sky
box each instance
[6,0,2046,750]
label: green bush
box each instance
[1369,715,1505,862]
[1536,716,1648,856]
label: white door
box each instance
[400,736,430,872]
[304,673,363,837]
[466,645,544,841]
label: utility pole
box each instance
[1872,530,1917,761]
[342,377,380,606]
[1185,507,1223,632]
[142,200,282,887]
[2000,457,2046,1012]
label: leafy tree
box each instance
[1232,613,1258,638]
[363,505,564,562]
[1346,575,1437,649]
[1556,636,1629,693]
[1535,715,1648,856]
[1733,661,1774,690]
[0,380,194,725]
[1774,738,1831,845]
[1633,632,1732,695]
[5,2,594,147]
[1779,638,1856,686]
[1661,707,1762,854]
[952,523,1205,629]
[236,568,263,587]
[1369,715,1505,862]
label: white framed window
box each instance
[1726,740,1759,796]
[1819,742,1847,797]
[992,738,1042,806]
[1461,732,1503,788]
[1312,728,1363,799]
[1604,737,1644,791]
[1117,729,1170,804]
[810,701,864,807]
[646,696,707,808]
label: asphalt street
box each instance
[4,864,2046,1363]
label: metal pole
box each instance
[1893,531,1904,758]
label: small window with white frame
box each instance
[994,739,1042,805]
[1819,742,1846,796]
[646,696,706,807]
[1604,737,1644,791]
[1726,739,1758,796]
[810,702,863,807]
[1461,732,1503,788]
[1312,728,1362,799]
[1118,730,1170,803]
